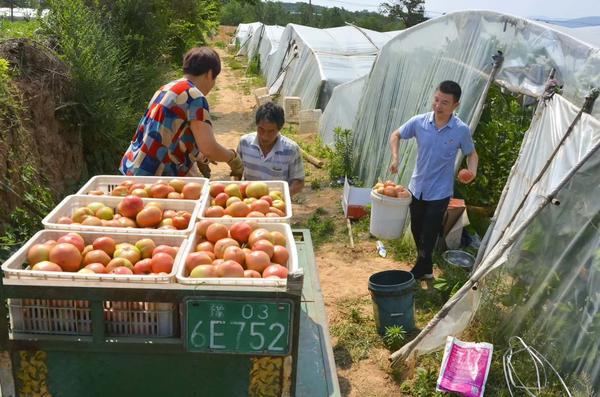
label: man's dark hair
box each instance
[256,102,285,129]
[437,80,462,102]
[183,47,221,77]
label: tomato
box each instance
[262,264,288,279]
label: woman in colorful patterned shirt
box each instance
[119,47,243,178]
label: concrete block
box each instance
[284,97,301,123]
[256,94,272,106]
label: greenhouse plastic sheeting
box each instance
[233,22,262,48]
[237,23,262,56]
[0,8,48,19]
[352,10,600,187]
[542,23,600,49]
[320,75,367,146]
[246,25,285,73]
[265,24,400,110]
[409,94,600,388]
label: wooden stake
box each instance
[301,148,324,168]
[346,218,355,249]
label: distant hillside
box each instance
[220,0,403,32]
[533,16,600,28]
[274,1,378,16]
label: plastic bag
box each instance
[436,336,493,397]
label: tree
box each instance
[380,0,426,28]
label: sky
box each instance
[275,0,600,20]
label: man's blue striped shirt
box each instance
[237,133,305,183]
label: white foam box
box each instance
[257,94,272,106]
[253,87,269,97]
[201,180,292,223]
[341,177,371,220]
[43,195,202,236]
[76,175,209,199]
[177,222,298,288]
[2,229,187,337]
[283,96,301,123]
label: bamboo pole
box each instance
[473,68,558,271]
[390,102,600,367]
[481,88,599,259]
[301,148,324,168]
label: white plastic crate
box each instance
[42,195,201,236]
[202,180,292,223]
[177,222,298,287]
[104,301,175,337]
[9,299,176,337]
[76,175,209,201]
[1,229,187,283]
[9,299,92,335]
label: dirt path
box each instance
[210,29,410,396]
[208,47,256,180]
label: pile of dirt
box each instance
[0,39,86,226]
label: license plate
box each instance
[185,298,292,355]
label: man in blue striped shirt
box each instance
[237,102,305,195]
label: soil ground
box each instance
[209,27,411,396]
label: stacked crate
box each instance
[1,176,297,337]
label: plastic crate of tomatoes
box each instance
[2,229,187,337]
[177,219,298,287]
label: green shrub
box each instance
[247,54,261,76]
[329,127,355,183]
[42,0,134,174]
[0,165,55,261]
[40,0,221,175]
[455,85,533,208]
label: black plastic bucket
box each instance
[368,270,416,335]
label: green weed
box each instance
[247,54,261,76]
[329,127,354,183]
[400,366,443,397]
[383,325,406,351]
[309,179,323,190]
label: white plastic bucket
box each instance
[369,191,412,239]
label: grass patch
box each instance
[383,230,417,264]
[213,40,226,49]
[240,75,266,95]
[293,207,335,249]
[330,296,382,365]
[224,55,244,71]
[0,19,41,40]
[206,85,220,107]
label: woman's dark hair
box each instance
[183,47,221,77]
[437,80,462,102]
[255,102,285,129]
